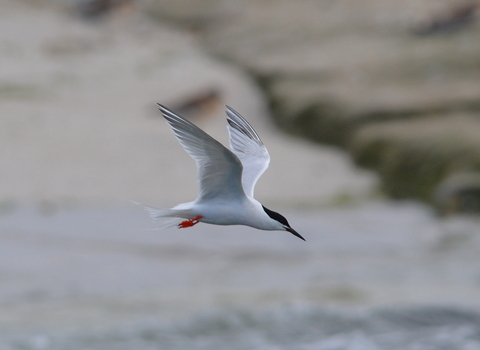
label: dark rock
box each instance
[412,2,479,36]
[350,114,480,203]
[196,0,480,205]
[144,0,480,205]
[433,172,480,215]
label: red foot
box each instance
[178,215,202,228]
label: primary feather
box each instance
[158,104,245,202]
[226,106,270,198]
[135,105,304,241]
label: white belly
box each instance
[192,198,276,230]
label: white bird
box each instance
[142,104,305,241]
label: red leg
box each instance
[178,215,202,228]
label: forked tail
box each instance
[132,202,191,229]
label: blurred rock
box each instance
[433,172,480,215]
[350,114,480,203]
[192,0,480,207]
[143,0,243,31]
[168,88,222,120]
[0,0,377,205]
[200,0,480,141]
[412,2,479,36]
[0,0,262,204]
[75,0,135,20]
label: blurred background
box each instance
[2,0,480,348]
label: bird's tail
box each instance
[132,202,191,229]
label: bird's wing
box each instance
[158,104,245,202]
[226,106,270,198]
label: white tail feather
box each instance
[143,205,185,228]
[131,201,193,229]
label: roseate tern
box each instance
[141,104,305,241]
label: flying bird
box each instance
[142,104,305,241]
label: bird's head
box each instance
[262,205,305,241]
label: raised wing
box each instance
[158,104,245,202]
[226,106,270,198]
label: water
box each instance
[3,305,480,349]
[1,201,480,349]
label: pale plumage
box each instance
[141,104,304,241]
[226,106,270,198]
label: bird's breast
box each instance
[194,199,274,230]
